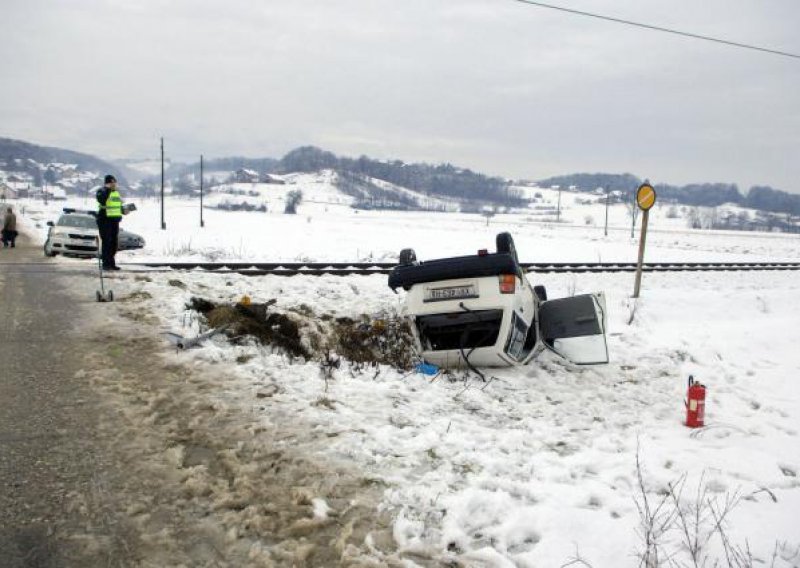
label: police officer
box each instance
[96,174,124,270]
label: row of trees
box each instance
[335,170,420,210]
[277,146,519,205]
[538,173,799,215]
[679,206,798,233]
[163,156,278,181]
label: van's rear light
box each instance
[499,274,515,294]
[478,249,489,256]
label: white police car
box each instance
[388,233,608,369]
[44,209,145,258]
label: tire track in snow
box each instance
[65,274,405,567]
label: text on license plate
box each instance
[424,284,478,302]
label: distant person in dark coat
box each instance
[2,206,17,248]
[95,174,124,270]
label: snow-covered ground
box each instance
[7,190,800,566]
[12,180,800,265]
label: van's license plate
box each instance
[424,284,478,302]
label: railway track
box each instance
[117,261,800,276]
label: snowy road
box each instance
[0,233,133,566]
[0,235,396,567]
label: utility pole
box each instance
[160,137,166,230]
[604,186,610,237]
[200,154,204,228]
[556,186,562,223]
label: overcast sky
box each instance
[1,0,798,191]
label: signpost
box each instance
[160,137,166,230]
[633,181,656,298]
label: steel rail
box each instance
[107,261,800,276]
[3,261,799,276]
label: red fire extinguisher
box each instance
[685,375,706,428]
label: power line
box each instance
[510,0,800,60]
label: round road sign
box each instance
[637,183,656,211]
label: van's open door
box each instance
[539,293,608,364]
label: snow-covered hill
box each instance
[201,170,462,215]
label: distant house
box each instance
[5,181,30,198]
[260,173,286,185]
[0,183,17,199]
[49,187,67,200]
[234,168,260,183]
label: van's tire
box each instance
[44,243,56,257]
[496,232,519,264]
[534,285,547,302]
[399,248,417,266]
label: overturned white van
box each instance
[388,233,608,369]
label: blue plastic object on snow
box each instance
[415,362,440,376]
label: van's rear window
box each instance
[416,309,503,351]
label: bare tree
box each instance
[687,207,702,229]
[701,206,719,229]
[625,193,640,237]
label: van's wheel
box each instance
[399,248,417,266]
[534,285,547,302]
[496,232,519,264]
[44,243,56,257]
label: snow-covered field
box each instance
[13,176,800,265]
[7,189,800,566]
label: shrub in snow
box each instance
[632,459,794,568]
[285,190,303,214]
[332,316,414,370]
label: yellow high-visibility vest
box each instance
[100,189,123,218]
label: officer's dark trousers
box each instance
[1,229,16,247]
[97,218,120,268]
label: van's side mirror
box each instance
[47,221,54,227]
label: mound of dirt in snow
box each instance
[186,297,414,369]
[188,298,309,359]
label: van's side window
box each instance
[505,312,535,361]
